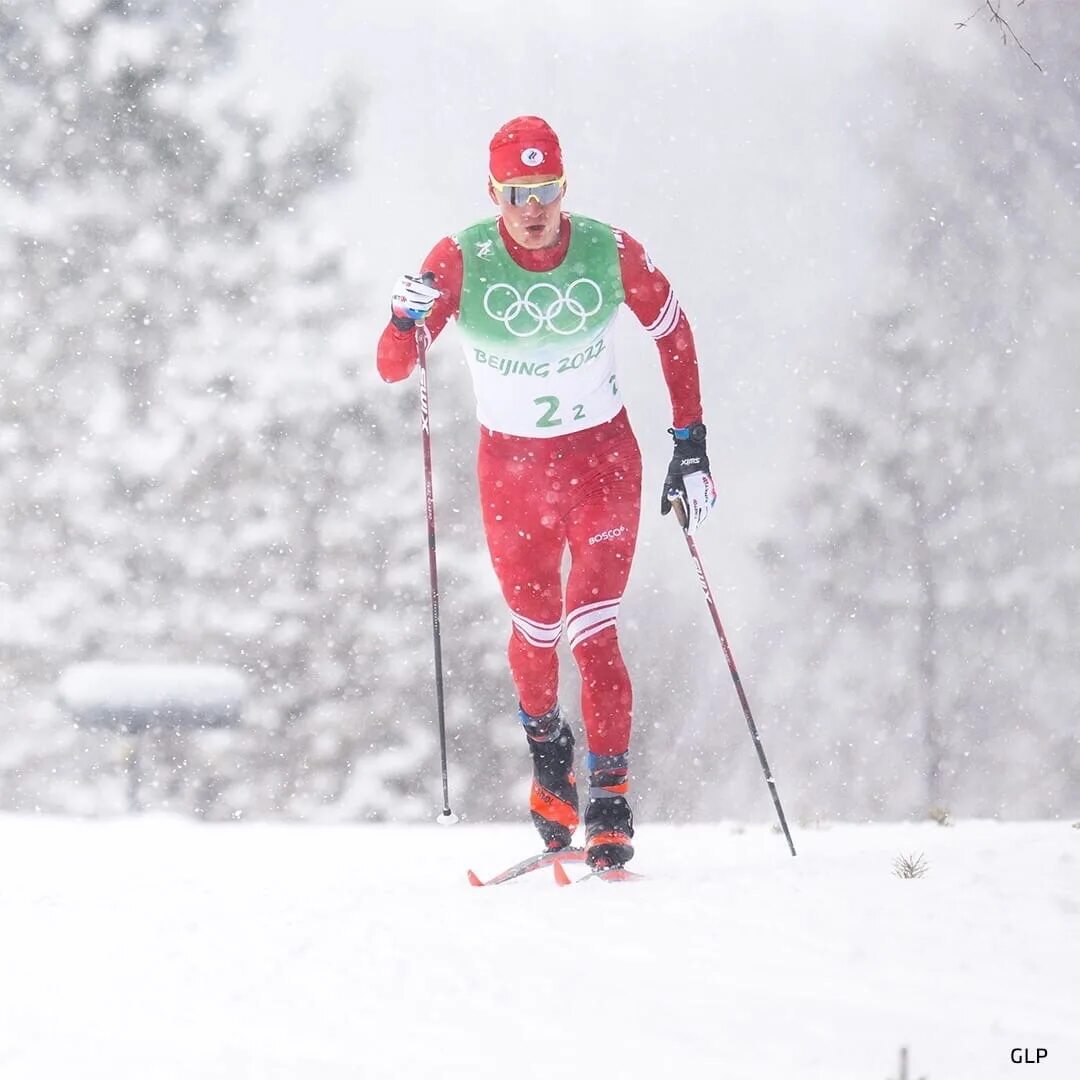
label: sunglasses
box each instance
[490,175,566,207]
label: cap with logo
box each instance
[489,115,564,182]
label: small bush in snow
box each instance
[893,852,929,879]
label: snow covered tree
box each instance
[757,22,1080,820]
[0,0,510,819]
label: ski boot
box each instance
[521,703,579,852]
[584,752,634,868]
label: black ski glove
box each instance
[660,422,716,533]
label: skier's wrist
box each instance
[670,421,706,445]
[668,423,709,473]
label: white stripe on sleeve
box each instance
[644,289,681,340]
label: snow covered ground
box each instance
[1,815,1076,1079]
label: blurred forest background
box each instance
[1,0,1076,824]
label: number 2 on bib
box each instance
[533,396,562,429]
[532,395,587,429]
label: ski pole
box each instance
[670,494,796,855]
[416,273,457,826]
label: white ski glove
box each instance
[672,471,717,535]
[390,272,440,330]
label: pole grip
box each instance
[667,490,689,531]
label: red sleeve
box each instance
[616,230,703,429]
[376,236,463,383]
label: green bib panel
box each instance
[455,214,626,437]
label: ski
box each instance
[552,860,645,886]
[466,847,585,887]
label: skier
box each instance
[377,116,713,869]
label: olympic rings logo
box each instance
[482,278,604,337]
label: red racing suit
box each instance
[377,214,702,758]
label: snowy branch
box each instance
[955,0,1043,71]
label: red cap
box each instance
[489,116,564,182]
